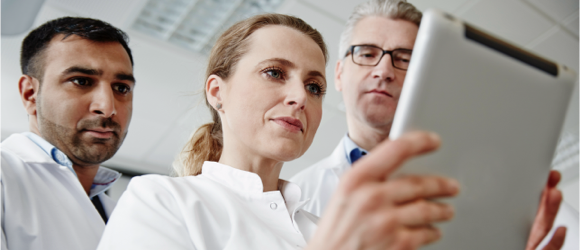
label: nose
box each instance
[371,53,396,82]
[90,82,116,117]
[285,80,307,111]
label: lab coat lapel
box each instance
[3,134,107,228]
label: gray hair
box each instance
[338,0,422,59]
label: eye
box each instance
[71,77,91,86]
[113,84,131,94]
[305,83,325,97]
[362,53,376,58]
[264,68,284,79]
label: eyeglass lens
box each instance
[352,45,412,69]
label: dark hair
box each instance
[20,16,133,81]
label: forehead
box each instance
[350,16,419,50]
[42,34,133,75]
[242,25,326,74]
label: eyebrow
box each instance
[62,66,136,83]
[116,73,136,83]
[257,58,326,81]
[62,66,102,76]
[354,43,413,51]
[257,58,296,68]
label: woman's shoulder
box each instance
[124,174,217,199]
[127,174,203,189]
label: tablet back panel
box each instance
[390,9,576,250]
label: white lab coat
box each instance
[290,138,349,217]
[1,133,117,250]
[98,161,318,250]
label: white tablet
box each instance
[389,9,576,250]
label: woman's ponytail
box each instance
[173,110,223,176]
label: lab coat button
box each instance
[270,202,278,210]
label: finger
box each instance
[342,131,441,190]
[527,187,563,249]
[395,225,442,249]
[394,200,455,226]
[385,175,460,203]
[547,170,561,188]
[542,227,566,250]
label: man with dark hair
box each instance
[1,17,135,250]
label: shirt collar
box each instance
[23,132,121,198]
[24,132,74,174]
[343,133,368,164]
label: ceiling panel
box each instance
[46,0,143,28]
[564,12,579,36]
[297,0,367,22]
[457,0,554,46]
[527,0,579,23]
[408,0,473,13]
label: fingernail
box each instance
[428,132,440,142]
[448,179,460,193]
[446,206,455,218]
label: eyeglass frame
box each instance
[344,45,413,70]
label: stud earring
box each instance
[216,103,222,109]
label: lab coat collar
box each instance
[2,133,55,164]
[90,167,122,198]
[201,161,265,196]
[322,137,352,178]
[3,133,121,199]
[23,132,75,174]
[200,161,308,215]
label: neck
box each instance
[346,115,390,151]
[219,143,283,192]
[73,164,99,196]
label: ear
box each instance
[206,74,223,110]
[334,60,344,92]
[19,75,39,116]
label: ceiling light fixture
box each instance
[132,0,284,54]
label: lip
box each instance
[367,89,393,97]
[84,128,116,139]
[271,116,304,133]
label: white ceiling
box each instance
[1,0,578,181]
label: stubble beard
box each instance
[37,107,126,167]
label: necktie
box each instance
[350,148,367,164]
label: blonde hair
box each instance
[338,0,422,59]
[173,13,328,177]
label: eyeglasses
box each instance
[345,45,413,70]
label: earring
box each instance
[216,103,222,109]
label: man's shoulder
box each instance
[290,139,349,185]
[1,133,51,164]
[291,155,337,184]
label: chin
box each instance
[264,141,304,162]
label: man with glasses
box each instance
[292,0,568,249]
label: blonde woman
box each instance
[97,14,458,250]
